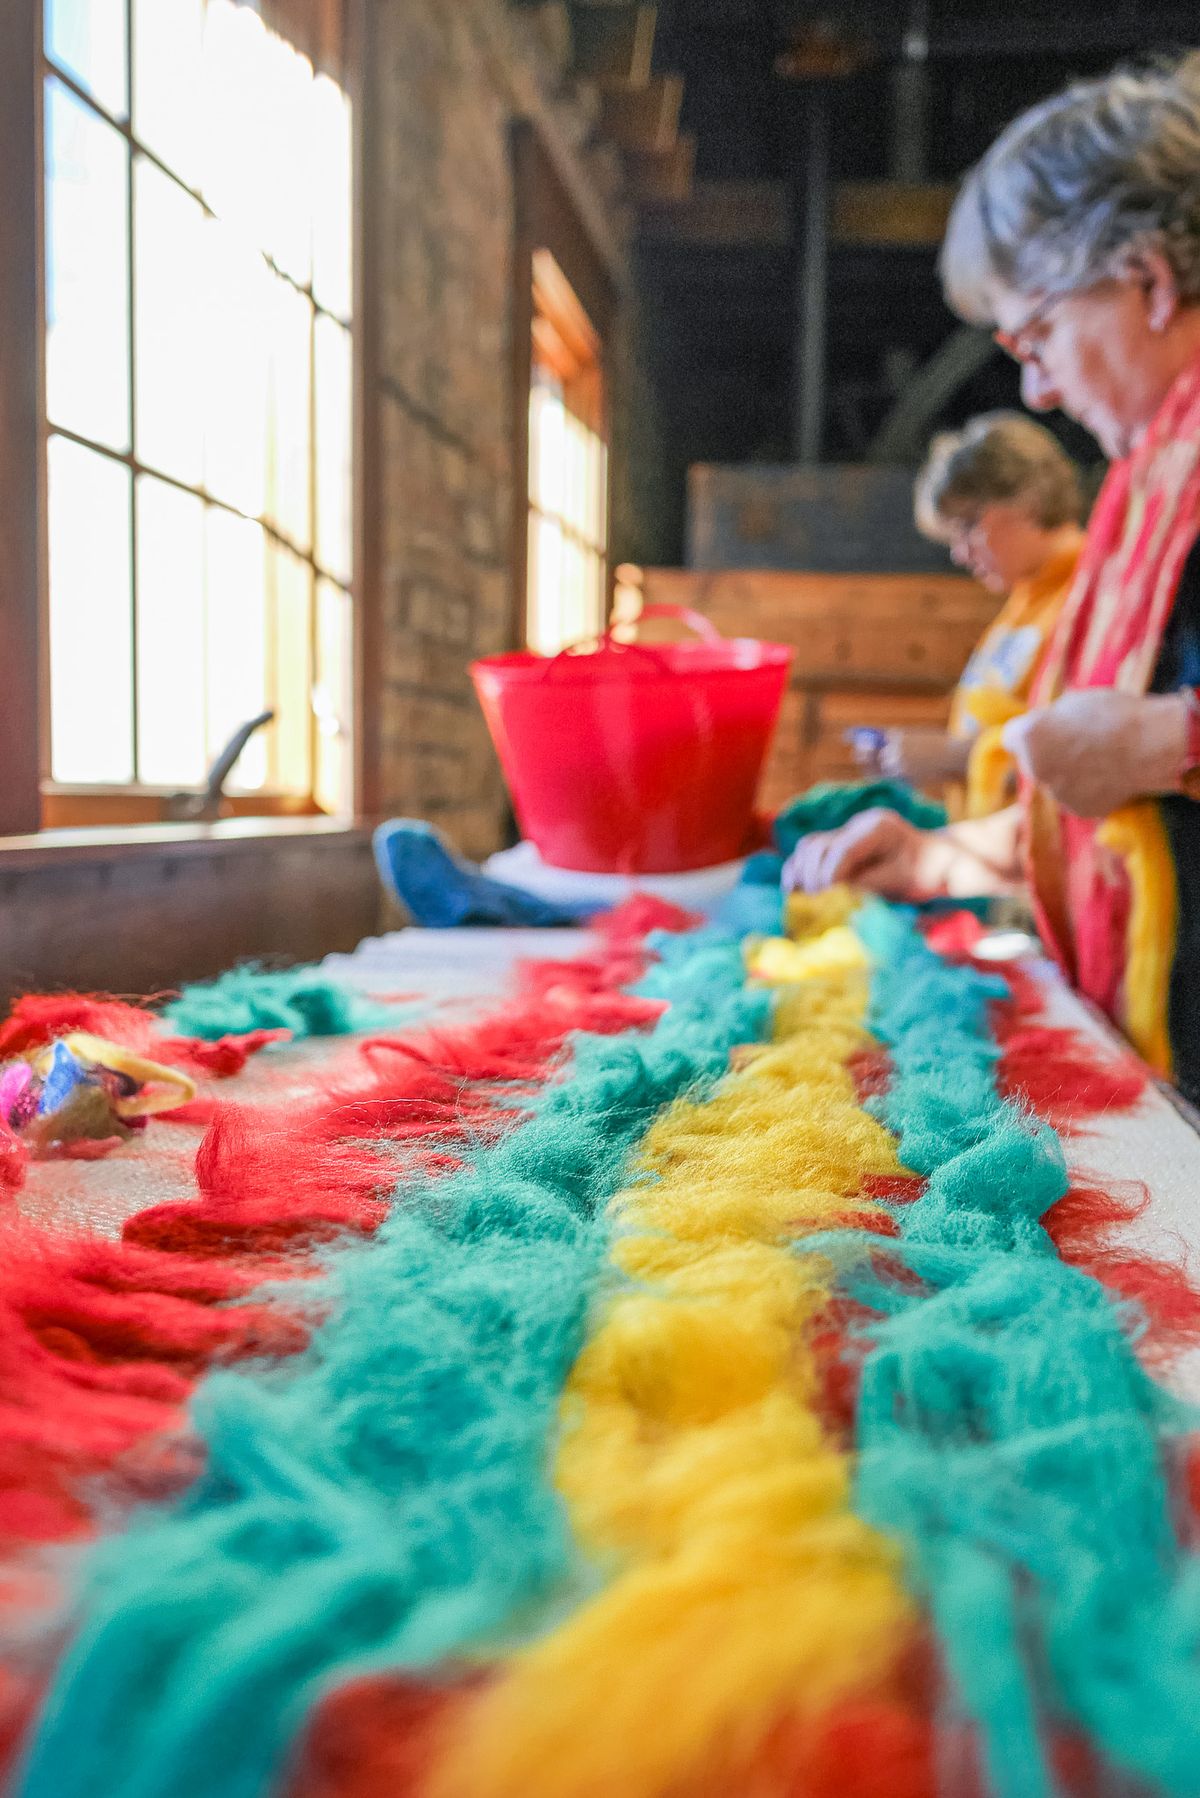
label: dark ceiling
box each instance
[630,1,1199,557]
[655,0,1199,181]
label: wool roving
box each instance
[0,995,287,1131]
[9,888,1200,1798]
[0,920,676,1779]
[0,957,655,1553]
[13,922,773,1798]
[772,780,947,859]
[840,900,1200,1798]
[160,965,399,1042]
[426,906,919,1798]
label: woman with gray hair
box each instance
[869,411,1084,811]
[785,52,1200,1096]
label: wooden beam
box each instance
[623,134,695,203]
[601,73,683,153]
[634,178,956,251]
[569,4,656,90]
[931,9,1198,57]
[511,0,572,68]
[0,0,42,836]
[832,180,955,247]
[635,179,790,248]
[793,90,830,464]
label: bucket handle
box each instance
[539,633,672,679]
[635,603,723,642]
[538,603,723,679]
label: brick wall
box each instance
[367,0,635,860]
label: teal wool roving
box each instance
[773,779,947,860]
[162,965,398,1041]
[840,901,1200,1798]
[17,928,772,1798]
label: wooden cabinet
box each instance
[636,568,1000,811]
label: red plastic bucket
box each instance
[471,605,792,873]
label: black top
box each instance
[1149,538,1200,1103]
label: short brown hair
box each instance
[914,411,1083,541]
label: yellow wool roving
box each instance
[429,907,917,1798]
[1097,802,1177,1076]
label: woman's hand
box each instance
[782,805,1024,900]
[782,808,927,898]
[1003,690,1188,817]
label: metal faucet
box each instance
[165,710,276,822]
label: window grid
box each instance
[526,310,609,657]
[40,2,352,802]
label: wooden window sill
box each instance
[40,789,324,829]
[0,815,372,872]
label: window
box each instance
[511,123,617,661]
[526,251,609,658]
[525,251,609,657]
[40,0,354,818]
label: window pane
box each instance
[270,544,314,797]
[584,425,599,544]
[205,509,268,790]
[132,0,204,191]
[200,0,269,252]
[44,78,131,452]
[203,215,270,516]
[265,33,315,288]
[314,314,352,584]
[312,73,353,320]
[528,512,564,656]
[268,278,312,553]
[563,535,588,649]
[47,436,134,783]
[45,0,128,120]
[135,157,205,486]
[314,579,352,815]
[566,412,589,538]
[530,378,564,517]
[137,477,207,786]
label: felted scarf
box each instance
[1025,351,1200,1073]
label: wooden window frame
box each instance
[1,0,44,837]
[0,0,380,842]
[510,119,618,652]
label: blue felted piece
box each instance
[37,1042,89,1115]
[373,820,601,929]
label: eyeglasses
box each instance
[992,289,1069,366]
[941,508,990,556]
[945,510,983,544]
